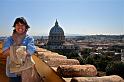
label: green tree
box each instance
[84,54,112,71]
[106,61,124,78]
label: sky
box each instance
[0,0,124,36]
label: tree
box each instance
[84,54,112,71]
[106,61,124,78]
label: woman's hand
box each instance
[2,48,10,57]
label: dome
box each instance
[48,20,65,45]
[49,20,64,35]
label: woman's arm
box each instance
[26,36,36,55]
[2,36,13,57]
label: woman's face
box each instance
[15,22,26,34]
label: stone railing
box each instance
[36,47,124,82]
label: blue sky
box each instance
[0,0,124,36]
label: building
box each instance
[45,20,79,53]
[121,49,124,62]
[47,20,65,45]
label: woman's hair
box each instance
[13,17,30,29]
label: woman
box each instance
[2,17,36,82]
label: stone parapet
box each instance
[71,75,124,82]
[57,65,97,77]
[47,58,80,67]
